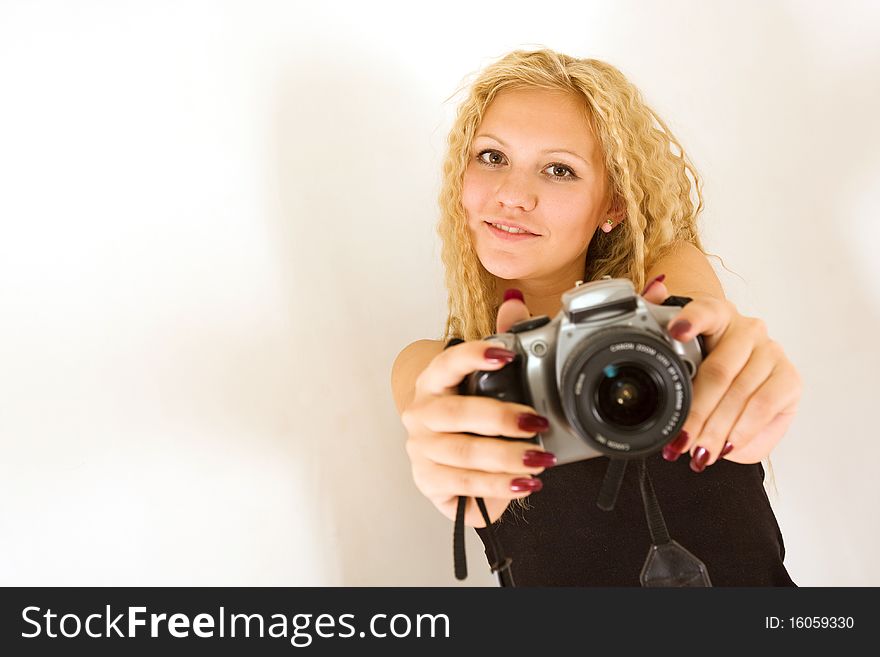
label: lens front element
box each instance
[596,364,660,428]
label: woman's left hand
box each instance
[641,279,802,471]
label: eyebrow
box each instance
[475,133,590,165]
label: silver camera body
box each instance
[462,278,703,465]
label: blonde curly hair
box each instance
[438,49,706,341]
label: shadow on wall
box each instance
[267,43,492,585]
[701,2,880,585]
[772,7,880,585]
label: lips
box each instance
[483,220,540,236]
[483,220,541,241]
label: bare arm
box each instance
[390,339,444,415]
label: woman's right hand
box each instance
[400,295,556,527]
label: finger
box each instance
[723,364,801,463]
[414,339,513,397]
[665,297,735,350]
[416,432,556,474]
[725,411,796,465]
[413,461,543,502]
[641,275,669,304]
[496,290,531,333]
[686,343,777,471]
[679,321,757,444]
[420,395,548,438]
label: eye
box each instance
[477,149,506,167]
[544,163,577,180]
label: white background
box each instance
[1,0,878,586]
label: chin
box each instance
[477,253,536,281]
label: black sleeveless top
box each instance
[476,451,795,586]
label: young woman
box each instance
[391,49,801,586]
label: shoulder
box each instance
[648,240,724,301]
[390,339,446,414]
[651,240,708,271]
[392,339,445,380]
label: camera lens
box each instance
[560,327,692,457]
[595,363,659,428]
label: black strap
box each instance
[476,499,514,587]
[453,496,467,580]
[452,495,513,586]
[638,458,671,544]
[444,339,472,583]
[660,295,694,308]
[637,457,712,587]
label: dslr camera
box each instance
[461,278,705,465]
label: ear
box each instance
[598,196,627,233]
[607,196,626,223]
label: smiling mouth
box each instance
[484,221,539,236]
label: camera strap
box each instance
[636,457,712,586]
[595,456,711,585]
[453,458,711,587]
[453,495,514,586]
[450,459,711,586]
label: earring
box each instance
[601,218,615,233]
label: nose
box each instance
[495,169,537,212]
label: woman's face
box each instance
[462,87,614,285]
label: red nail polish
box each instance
[662,430,689,462]
[667,430,690,452]
[510,477,543,492]
[523,450,557,468]
[662,444,681,462]
[690,447,710,473]
[721,442,734,456]
[484,347,515,363]
[669,320,692,341]
[503,288,524,303]
[641,273,666,295]
[517,413,550,433]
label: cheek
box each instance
[544,192,601,241]
[461,168,490,220]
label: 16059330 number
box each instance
[790,617,854,629]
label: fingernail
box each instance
[503,288,524,303]
[669,430,690,451]
[690,446,710,473]
[669,320,692,341]
[510,477,543,492]
[641,273,666,295]
[484,347,515,363]
[721,442,734,457]
[517,413,550,433]
[523,450,557,468]
[662,430,690,461]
